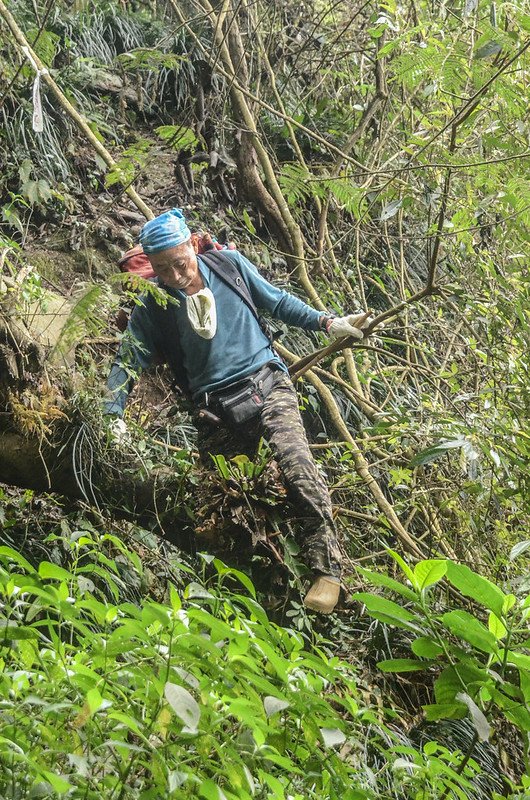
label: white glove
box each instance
[107,417,130,446]
[327,311,374,340]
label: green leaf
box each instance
[199,779,226,800]
[86,688,103,715]
[40,771,72,794]
[423,702,467,721]
[500,650,530,672]
[38,562,73,582]
[434,663,488,705]
[353,593,419,630]
[445,562,505,617]
[213,560,256,598]
[410,439,464,467]
[169,583,182,612]
[156,125,198,150]
[413,559,447,589]
[242,209,256,235]
[442,610,498,653]
[411,637,444,659]
[385,549,416,586]
[356,567,417,601]
[0,623,39,641]
[0,547,36,573]
[377,659,431,672]
[488,613,507,640]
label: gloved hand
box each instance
[107,417,130,446]
[327,311,374,340]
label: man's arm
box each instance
[104,300,159,417]
[227,251,326,331]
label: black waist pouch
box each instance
[214,364,277,425]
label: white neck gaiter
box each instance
[186,288,217,339]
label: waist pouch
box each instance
[210,364,277,425]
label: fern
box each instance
[324,177,365,218]
[51,284,110,358]
[110,273,180,310]
[105,139,151,189]
[278,163,314,207]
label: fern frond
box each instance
[110,273,179,309]
[52,284,109,358]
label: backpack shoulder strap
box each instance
[198,251,260,322]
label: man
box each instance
[105,208,372,614]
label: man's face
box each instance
[148,240,198,290]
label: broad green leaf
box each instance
[500,650,530,672]
[488,613,507,640]
[213,560,256,598]
[169,583,182,612]
[0,547,36,573]
[410,440,463,466]
[199,779,227,800]
[38,562,73,582]
[108,711,142,735]
[377,659,431,672]
[40,771,72,794]
[442,610,498,653]
[164,683,200,733]
[86,687,103,715]
[414,559,447,589]
[353,593,419,630]
[445,562,505,617]
[0,623,39,641]
[411,637,444,659]
[434,663,488,705]
[423,702,467,721]
[156,125,198,150]
[356,567,417,601]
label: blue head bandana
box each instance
[139,208,191,254]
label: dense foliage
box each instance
[1,0,530,797]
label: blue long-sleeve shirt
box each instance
[105,250,323,416]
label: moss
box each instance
[26,249,78,285]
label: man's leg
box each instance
[259,371,342,583]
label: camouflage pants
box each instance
[195,369,342,578]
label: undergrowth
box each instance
[0,517,528,799]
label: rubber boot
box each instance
[303,575,340,614]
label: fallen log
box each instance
[0,413,191,540]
